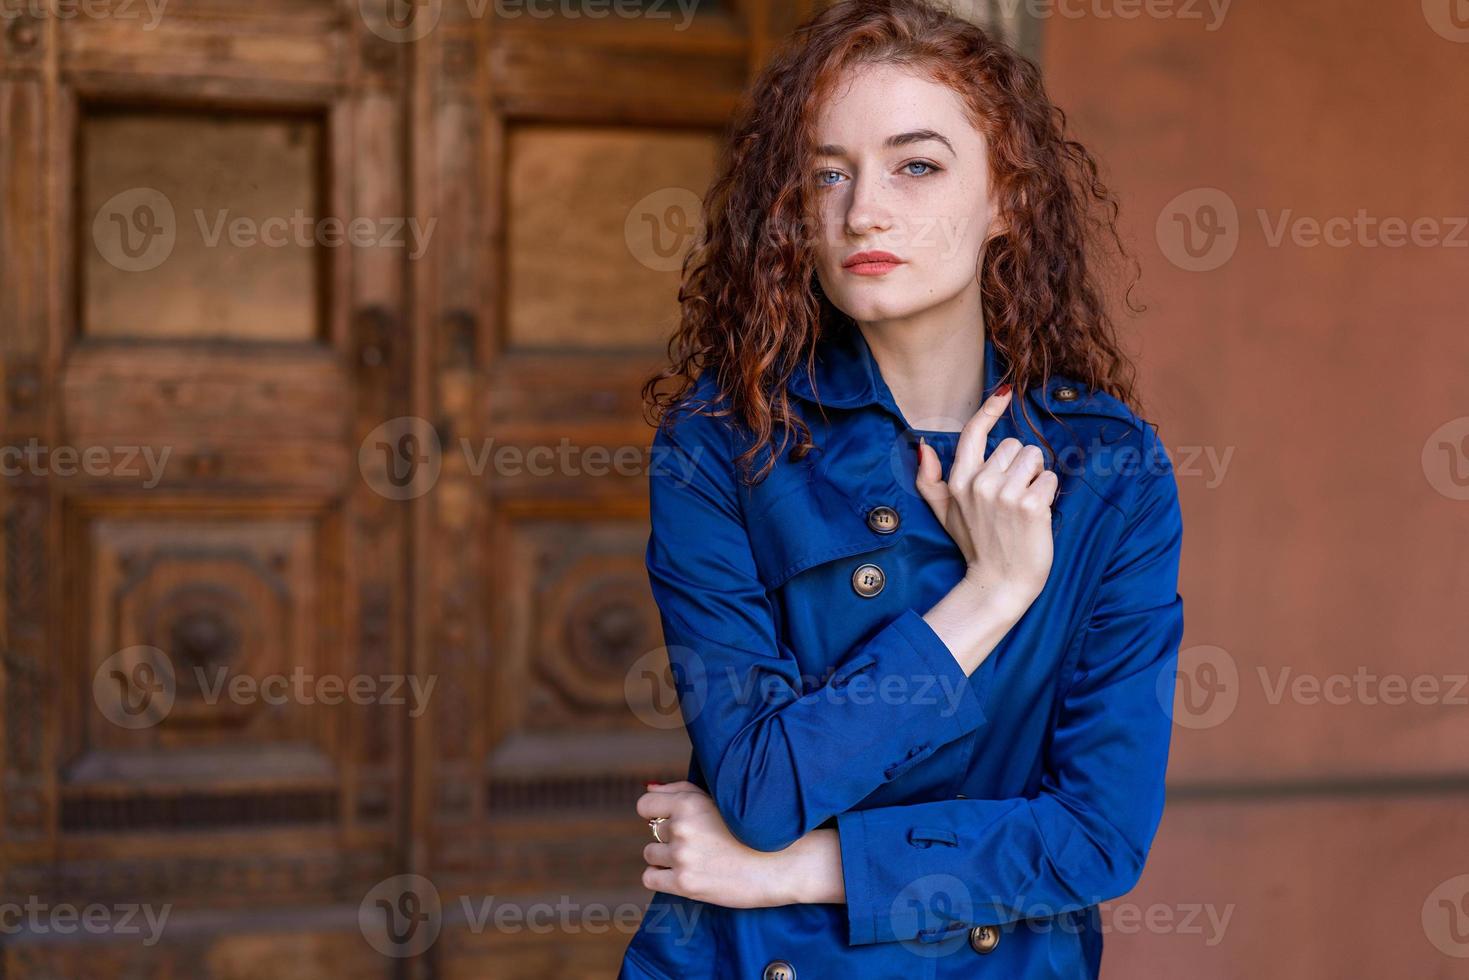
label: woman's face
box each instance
[809,62,1003,324]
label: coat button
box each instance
[867,505,900,534]
[762,960,796,980]
[969,924,1000,954]
[1054,384,1078,401]
[851,563,885,597]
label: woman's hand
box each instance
[915,383,1058,618]
[636,781,841,908]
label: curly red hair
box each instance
[642,0,1144,484]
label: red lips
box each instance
[842,250,904,268]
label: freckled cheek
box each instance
[893,186,951,235]
[814,207,848,266]
[887,189,962,265]
[931,176,983,228]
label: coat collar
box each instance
[785,320,1130,427]
[786,320,1011,422]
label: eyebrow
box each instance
[816,129,955,157]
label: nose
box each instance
[844,171,894,238]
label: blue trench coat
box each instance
[619,322,1185,980]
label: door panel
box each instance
[414,3,821,975]
[2,2,408,976]
[80,107,326,341]
[505,124,720,350]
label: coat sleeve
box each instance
[834,424,1185,946]
[645,407,992,853]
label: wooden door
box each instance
[2,3,414,976]
[407,3,828,976]
[0,1,830,977]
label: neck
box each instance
[854,284,986,433]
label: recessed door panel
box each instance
[81,108,326,342]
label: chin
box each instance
[829,293,924,323]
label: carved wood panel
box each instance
[415,3,828,976]
[2,1,408,976]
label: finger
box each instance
[950,384,1012,486]
[971,438,1024,494]
[643,842,674,868]
[914,438,950,523]
[999,445,1046,499]
[1029,468,1060,506]
[642,866,678,894]
[636,793,678,820]
[646,780,701,794]
[644,818,676,847]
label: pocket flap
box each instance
[744,466,899,590]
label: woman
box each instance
[619,1,1184,977]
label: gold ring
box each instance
[648,816,669,844]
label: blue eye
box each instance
[904,160,939,176]
[815,169,844,187]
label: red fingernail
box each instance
[645,781,660,788]
[995,383,1012,397]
